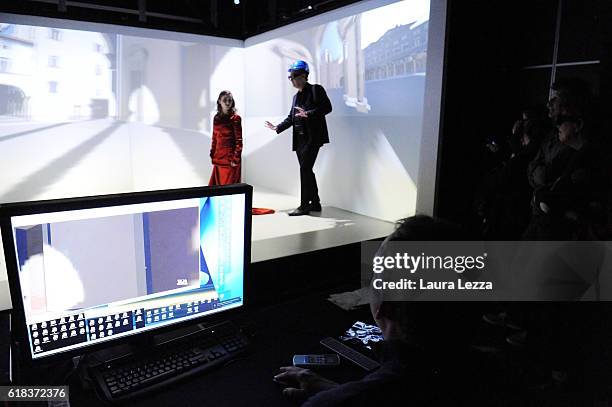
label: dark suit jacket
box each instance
[276,82,332,151]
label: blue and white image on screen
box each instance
[11,193,245,357]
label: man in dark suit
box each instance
[265,60,333,216]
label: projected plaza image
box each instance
[0,0,432,248]
[245,0,429,224]
[13,194,245,358]
[0,23,244,203]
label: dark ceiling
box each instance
[0,0,363,39]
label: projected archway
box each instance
[0,84,26,117]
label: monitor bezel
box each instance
[0,184,252,364]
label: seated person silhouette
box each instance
[274,216,488,406]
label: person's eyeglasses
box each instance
[288,75,303,81]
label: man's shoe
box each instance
[289,206,310,216]
[309,202,322,212]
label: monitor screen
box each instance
[2,187,248,359]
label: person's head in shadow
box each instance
[556,113,586,151]
[275,215,483,406]
[548,77,592,122]
[369,215,478,358]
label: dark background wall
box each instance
[436,0,610,231]
[0,0,362,40]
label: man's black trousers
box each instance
[295,144,320,207]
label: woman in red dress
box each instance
[209,90,242,185]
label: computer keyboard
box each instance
[90,321,249,402]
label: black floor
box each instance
[2,242,612,405]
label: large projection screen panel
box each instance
[0,16,245,204]
[0,0,447,310]
[0,18,244,311]
[244,0,444,222]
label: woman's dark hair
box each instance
[216,90,236,116]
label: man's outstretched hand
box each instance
[265,121,278,131]
[294,106,308,118]
[274,366,339,401]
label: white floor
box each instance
[251,186,396,262]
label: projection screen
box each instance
[0,0,447,310]
[244,0,438,222]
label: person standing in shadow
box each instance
[265,60,332,216]
[209,90,242,186]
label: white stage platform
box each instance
[251,186,397,263]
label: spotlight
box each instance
[233,0,240,4]
[299,5,314,13]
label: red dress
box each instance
[209,113,242,186]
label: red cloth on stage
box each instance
[209,113,242,186]
[252,208,275,215]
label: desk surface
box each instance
[68,290,371,406]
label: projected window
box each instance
[48,55,58,68]
[0,57,9,73]
[49,28,61,40]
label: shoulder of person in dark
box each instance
[390,214,471,241]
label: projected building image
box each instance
[0,24,243,203]
[0,0,429,224]
[244,0,430,221]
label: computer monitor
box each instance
[0,184,252,361]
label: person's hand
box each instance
[539,201,551,214]
[521,134,531,146]
[230,161,238,168]
[512,119,523,136]
[486,142,500,153]
[265,121,277,131]
[273,366,338,401]
[294,106,308,118]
